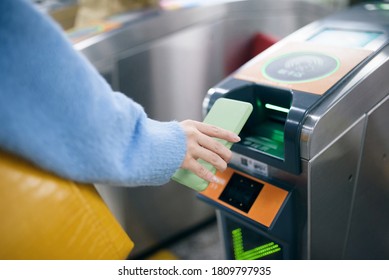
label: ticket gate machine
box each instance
[199,3,389,260]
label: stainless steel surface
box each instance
[301,47,389,259]
[76,0,333,257]
[301,46,389,160]
[306,95,389,259]
[76,0,331,67]
[308,116,366,259]
[345,95,389,259]
[295,47,389,260]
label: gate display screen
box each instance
[308,28,382,48]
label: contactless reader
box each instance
[199,3,389,260]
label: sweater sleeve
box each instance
[0,0,187,186]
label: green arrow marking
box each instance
[232,228,281,260]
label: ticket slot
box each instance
[222,83,317,174]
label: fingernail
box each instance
[232,134,241,142]
[211,176,223,184]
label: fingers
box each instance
[197,133,232,163]
[182,157,219,183]
[195,122,241,143]
[192,142,228,171]
[179,120,242,183]
[182,120,235,165]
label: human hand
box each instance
[179,120,241,183]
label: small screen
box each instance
[219,173,263,213]
[308,28,382,48]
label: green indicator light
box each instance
[242,244,281,260]
[265,103,290,114]
[378,3,389,10]
[256,98,263,109]
[232,228,282,260]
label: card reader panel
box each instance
[200,167,289,228]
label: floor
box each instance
[144,220,225,260]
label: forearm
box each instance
[0,0,186,186]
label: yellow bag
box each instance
[0,150,134,260]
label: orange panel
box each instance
[234,41,372,95]
[201,168,289,227]
[249,185,288,227]
[201,168,234,199]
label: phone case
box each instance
[172,98,253,191]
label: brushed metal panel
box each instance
[345,95,389,259]
[308,117,365,259]
[118,24,219,122]
[301,47,389,160]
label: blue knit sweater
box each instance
[0,0,186,186]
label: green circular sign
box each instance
[262,52,340,84]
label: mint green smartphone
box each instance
[172,98,253,191]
